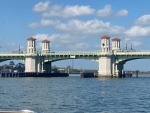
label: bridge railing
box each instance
[42,51,101,56]
[115,50,150,55]
[2,50,150,56]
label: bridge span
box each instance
[0,35,150,77]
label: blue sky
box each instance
[1,0,150,71]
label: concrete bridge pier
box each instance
[115,62,125,77]
[112,56,116,77]
[37,55,42,73]
[98,55,112,77]
[43,62,51,73]
[25,55,38,72]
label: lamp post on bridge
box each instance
[126,43,127,50]
[19,45,20,54]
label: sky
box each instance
[1,0,150,71]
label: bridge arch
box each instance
[42,58,98,73]
[44,57,98,63]
[124,59,150,71]
[43,55,99,63]
[116,55,150,66]
[113,54,150,77]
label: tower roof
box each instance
[112,38,120,41]
[101,35,110,39]
[27,37,36,41]
[42,39,50,43]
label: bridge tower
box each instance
[111,37,122,77]
[98,35,112,77]
[42,39,50,53]
[42,39,51,73]
[101,35,110,52]
[112,38,121,51]
[25,37,38,72]
[27,37,36,53]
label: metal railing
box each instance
[115,51,150,55]
[1,49,150,57]
[41,51,100,56]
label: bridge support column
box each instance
[25,55,38,72]
[43,62,51,73]
[37,55,42,73]
[115,62,124,77]
[98,56,112,77]
[112,55,116,77]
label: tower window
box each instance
[102,43,105,46]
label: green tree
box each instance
[15,63,25,72]
[66,65,71,73]
[9,61,15,68]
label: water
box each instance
[1,74,150,113]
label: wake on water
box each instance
[0,109,35,113]
[21,109,35,113]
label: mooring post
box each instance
[135,70,138,78]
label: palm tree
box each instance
[9,61,15,68]
[9,61,15,72]
[15,63,25,72]
[66,65,71,73]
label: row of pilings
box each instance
[0,71,137,78]
[80,72,133,78]
[0,72,69,77]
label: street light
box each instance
[19,45,20,54]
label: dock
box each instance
[80,73,98,78]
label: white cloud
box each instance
[31,18,126,50]
[42,5,62,17]
[63,5,95,17]
[29,19,59,28]
[124,37,143,47]
[33,34,58,42]
[33,1,50,12]
[132,41,143,47]
[97,5,112,18]
[33,1,129,19]
[116,9,128,17]
[55,19,125,36]
[71,43,89,50]
[30,2,134,50]
[125,26,150,38]
[33,1,95,18]
[32,32,93,51]
[42,5,95,18]
[33,34,59,49]
[33,34,49,41]
[134,15,150,26]
[28,22,40,28]
[97,5,128,18]
[40,18,59,26]
[33,33,78,45]
[40,19,53,26]
[123,14,150,47]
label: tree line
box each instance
[0,61,25,73]
[0,61,97,73]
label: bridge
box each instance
[0,35,150,77]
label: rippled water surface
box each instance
[1,74,150,113]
